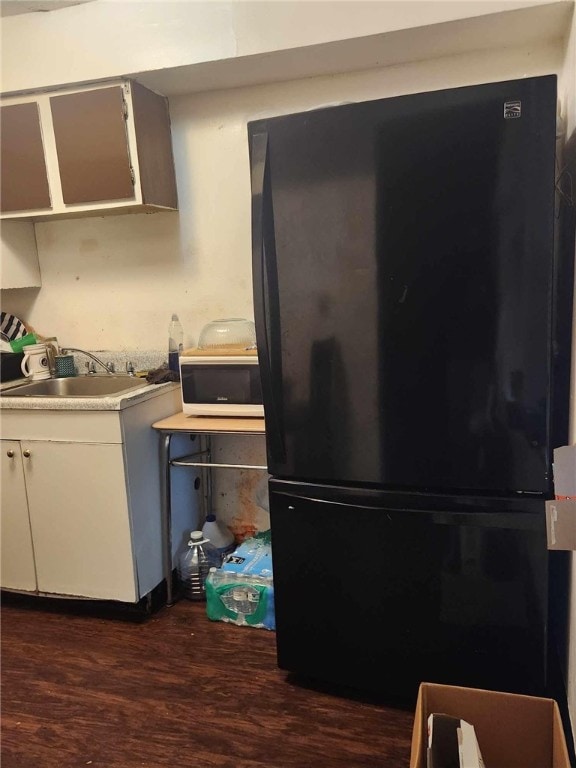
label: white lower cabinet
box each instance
[23,440,137,601]
[0,387,190,603]
[1,441,37,592]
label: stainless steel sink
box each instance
[3,375,147,398]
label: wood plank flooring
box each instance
[1,594,415,768]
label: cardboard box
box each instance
[410,683,571,768]
[546,500,576,551]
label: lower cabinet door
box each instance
[0,440,38,591]
[23,441,138,602]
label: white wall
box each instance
[1,40,564,351]
[1,0,564,94]
[1,2,572,355]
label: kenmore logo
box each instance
[504,101,521,119]
[216,396,229,401]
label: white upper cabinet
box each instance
[0,79,178,221]
[0,220,41,289]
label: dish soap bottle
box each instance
[168,314,184,373]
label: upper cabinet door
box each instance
[0,102,51,213]
[50,86,135,205]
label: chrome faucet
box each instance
[62,348,114,375]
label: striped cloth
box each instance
[0,312,27,341]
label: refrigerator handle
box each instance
[251,130,286,464]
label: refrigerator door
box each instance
[250,76,558,494]
[269,480,548,700]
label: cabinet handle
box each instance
[23,450,31,458]
[6,450,14,458]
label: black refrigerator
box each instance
[248,75,573,701]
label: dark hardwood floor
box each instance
[1,593,415,768]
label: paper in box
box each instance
[427,713,484,768]
[410,683,571,768]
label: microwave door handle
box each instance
[251,131,286,464]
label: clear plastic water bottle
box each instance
[178,531,222,601]
[202,514,236,558]
[168,313,184,373]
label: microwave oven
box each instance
[179,351,264,417]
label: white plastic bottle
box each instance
[202,514,236,558]
[177,531,221,601]
[168,314,184,373]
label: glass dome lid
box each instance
[198,318,256,350]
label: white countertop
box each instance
[0,379,180,412]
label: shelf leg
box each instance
[199,434,213,524]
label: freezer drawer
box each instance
[269,482,548,701]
